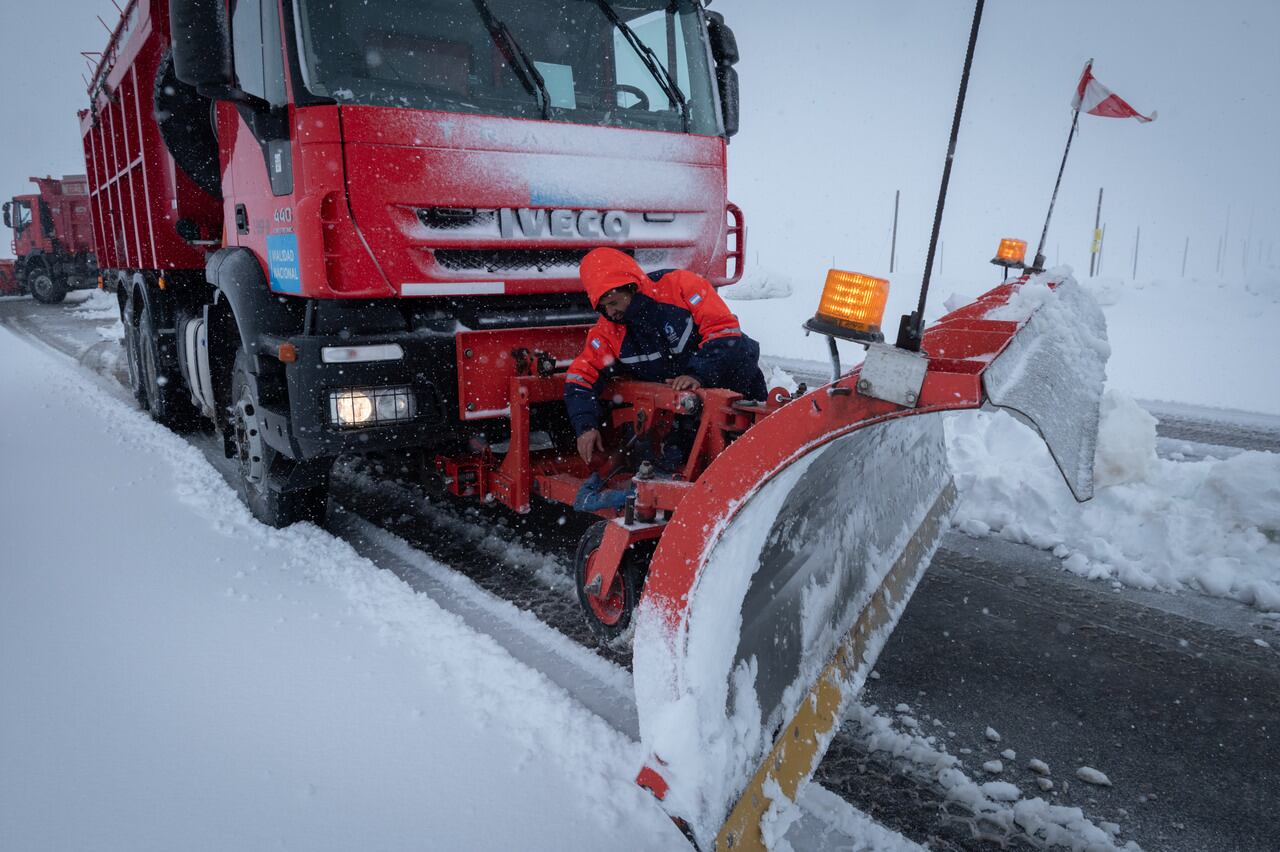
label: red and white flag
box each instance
[1072,60,1156,123]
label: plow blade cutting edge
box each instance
[630,274,1109,849]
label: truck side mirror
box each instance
[705,12,740,138]
[706,12,739,66]
[717,65,739,137]
[2,203,10,230]
[169,0,234,95]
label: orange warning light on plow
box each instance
[991,237,1027,269]
[805,269,889,343]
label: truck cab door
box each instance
[11,199,33,255]
[223,0,292,258]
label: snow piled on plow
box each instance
[634,415,953,846]
[631,453,821,839]
[948,390,1280,611]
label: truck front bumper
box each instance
[257,329,458,461]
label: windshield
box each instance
[292,0,720,135]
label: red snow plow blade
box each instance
[631,274,1108,849]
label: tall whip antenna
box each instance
[896,0,986,352]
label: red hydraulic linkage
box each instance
[435,338,797,610]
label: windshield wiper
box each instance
[470,0,551,118]
[592,0,689,131]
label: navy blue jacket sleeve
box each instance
[564,371,612,436]
[686,334,766,400]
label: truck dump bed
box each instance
[79,0,220,274]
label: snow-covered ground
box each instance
[0,324,685,850]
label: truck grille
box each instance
[417,208,496,230]
[434,248,667,274]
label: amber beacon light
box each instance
[805,269,890,344]
[991,237,1027,270]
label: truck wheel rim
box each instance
[583,548,626,626]
[32,274,54,299]
[232,390,266,486]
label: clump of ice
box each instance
[982,760,1004,774]
[948,391,1280,611]
[985,726,1002,742]
[1076,766,1113,787]
[70,289,120,321]
[981,781,1021,802]
[1028,758,1051,776]
[1092,393,1159,488]
[764,364,799,393]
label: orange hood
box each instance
[579,247,648,308]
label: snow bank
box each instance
[1078,270,1280,415]
[0,325,683,851]
[721,265,795,301]
[948,390,1280,611]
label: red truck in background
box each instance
[80,0,742,526]
[2,175,98,303]
[0,259,18,296]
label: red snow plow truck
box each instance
[80,0,743,526]
[82,0,1108,848]
[3,175,98,303]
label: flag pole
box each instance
[1030,105,1080,272]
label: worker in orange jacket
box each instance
[565,247,767,465]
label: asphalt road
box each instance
[5,293,1279,851]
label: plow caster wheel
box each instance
[575,521,649,644]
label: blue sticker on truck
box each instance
[266,233,302,294]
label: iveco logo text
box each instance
[498,208,630,240]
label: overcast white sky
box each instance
[2,0,1277,285]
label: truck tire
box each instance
[228,350,329,528]
[139,303,200,433]
[122,293,149,409]
[29,270,66,304]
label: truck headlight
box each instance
[329,386,416,427]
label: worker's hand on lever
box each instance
[577,429,605,465]
[670,375,702,391]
